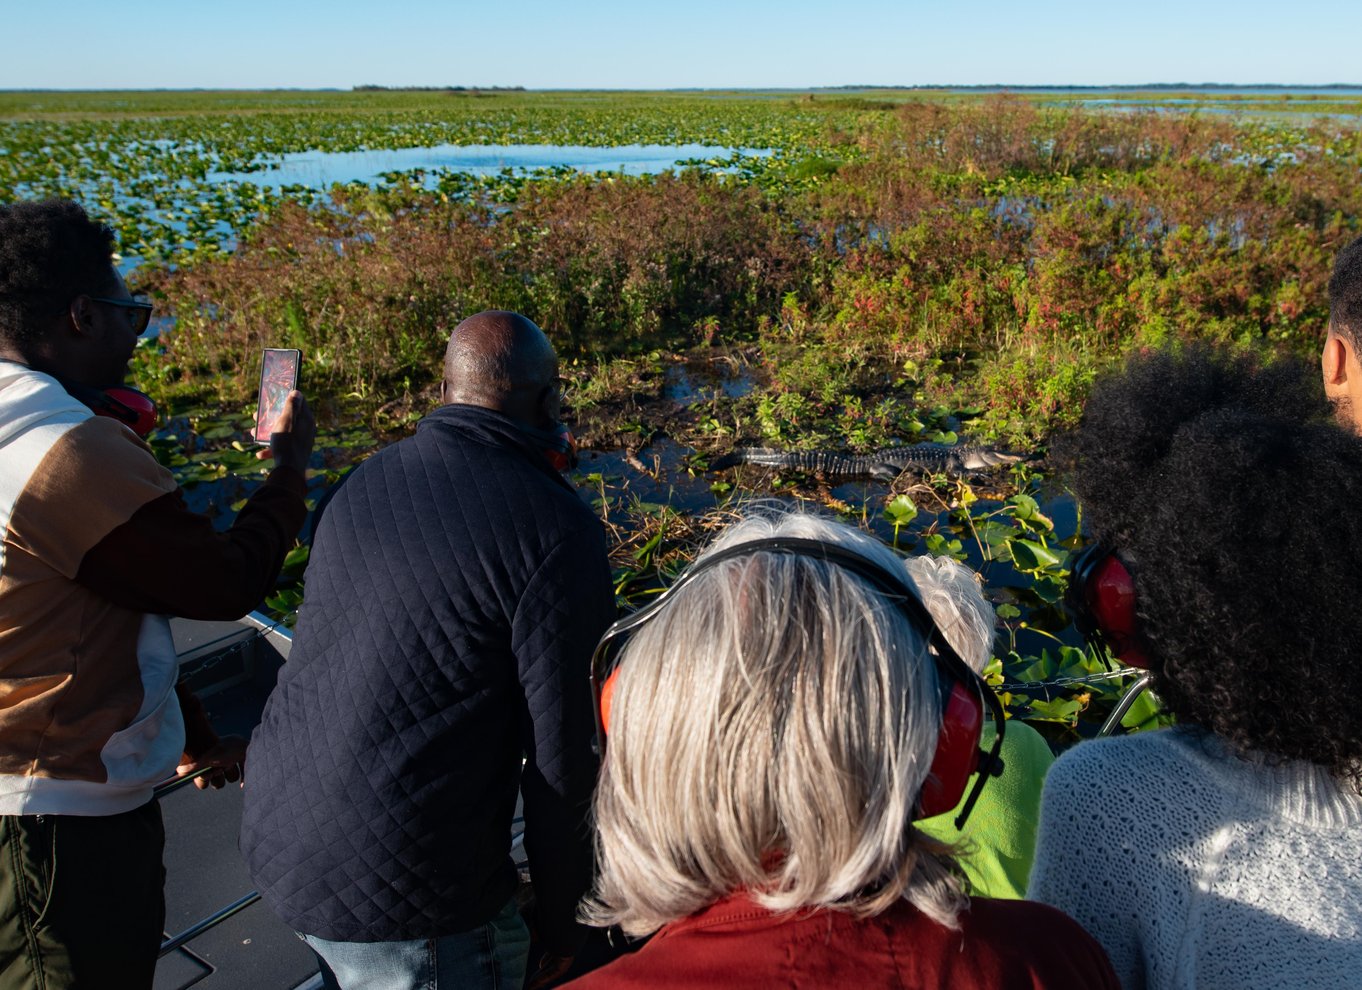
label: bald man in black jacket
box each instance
[242,312,614,990]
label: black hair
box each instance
[1058,344,1362,785]
[0,200,120,347]
[1328,234,1362,348]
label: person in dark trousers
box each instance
[242,311,615,990]
[0,199,314,988]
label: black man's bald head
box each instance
[441,311,559,426]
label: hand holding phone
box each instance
[254,349,302,443]
[253,349,315,472]
[256,390,316,472]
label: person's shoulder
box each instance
[557,929,717,990]
[27,411,175,498]
[1047,727,1190,783]
[997,718,1056,768]
[960,898,1120,987]
[962,894,1093,933]
[0,364,87,462]
[1,402,178,574]
[1040,729,1230,846]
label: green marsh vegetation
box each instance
[5,88,1360,742]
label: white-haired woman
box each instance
[564,511,1116,989]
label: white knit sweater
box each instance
[1028,727,1362,990]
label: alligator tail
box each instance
[708,447,787,470]
[710,448,864,474]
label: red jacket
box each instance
[564,892,1119,989]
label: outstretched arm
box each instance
[75,392,314,619]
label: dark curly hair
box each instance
[1329,234,1362,348]
[0,200,120,347]
[1058,344,1362,785]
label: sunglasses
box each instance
[90,295,154,336]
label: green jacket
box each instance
[917,719,1055,899]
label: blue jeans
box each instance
[302,895,531,990]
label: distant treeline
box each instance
[352,85,526,92]
[829,83,1362,91]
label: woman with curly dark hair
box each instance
[1028,344,1362,990]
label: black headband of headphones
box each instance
[590,536,1007,829]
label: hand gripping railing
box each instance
[155,762,263,957]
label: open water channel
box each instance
[213,143,770,189]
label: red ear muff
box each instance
[56,377,160,439]
[1066,543,1150,670]
[98,385,159,438]
[589,537,1006,829]
[1087,555,1148,669]
[917,678,985,819]
[545,424,579,473]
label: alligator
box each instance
[709,442,1022,481]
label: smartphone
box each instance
[253,348,302,444]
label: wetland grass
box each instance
[8,90,1360,742]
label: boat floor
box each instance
[155,616,322,990]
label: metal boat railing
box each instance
[1096,671,1155,737]
[154,610,287,961]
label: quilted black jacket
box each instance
[240,404,615,949]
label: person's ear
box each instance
[67,295,100,340]
[1323,332,1352,394]
[439,379,448,405]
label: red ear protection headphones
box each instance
[59,379,159,439]
[543,422,579,473]
[590,536,1007,829]
[521,421,579,473]
[1065,542,1150,670]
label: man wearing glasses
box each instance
[0,199,315,987]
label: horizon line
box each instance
[3,83,1362,94]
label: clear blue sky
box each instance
[2,0,1357,90]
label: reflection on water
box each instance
[214,143,771,190]
[663,364,754,404]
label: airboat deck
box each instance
[154,613,320,990]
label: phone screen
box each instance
[254,349,301,443]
